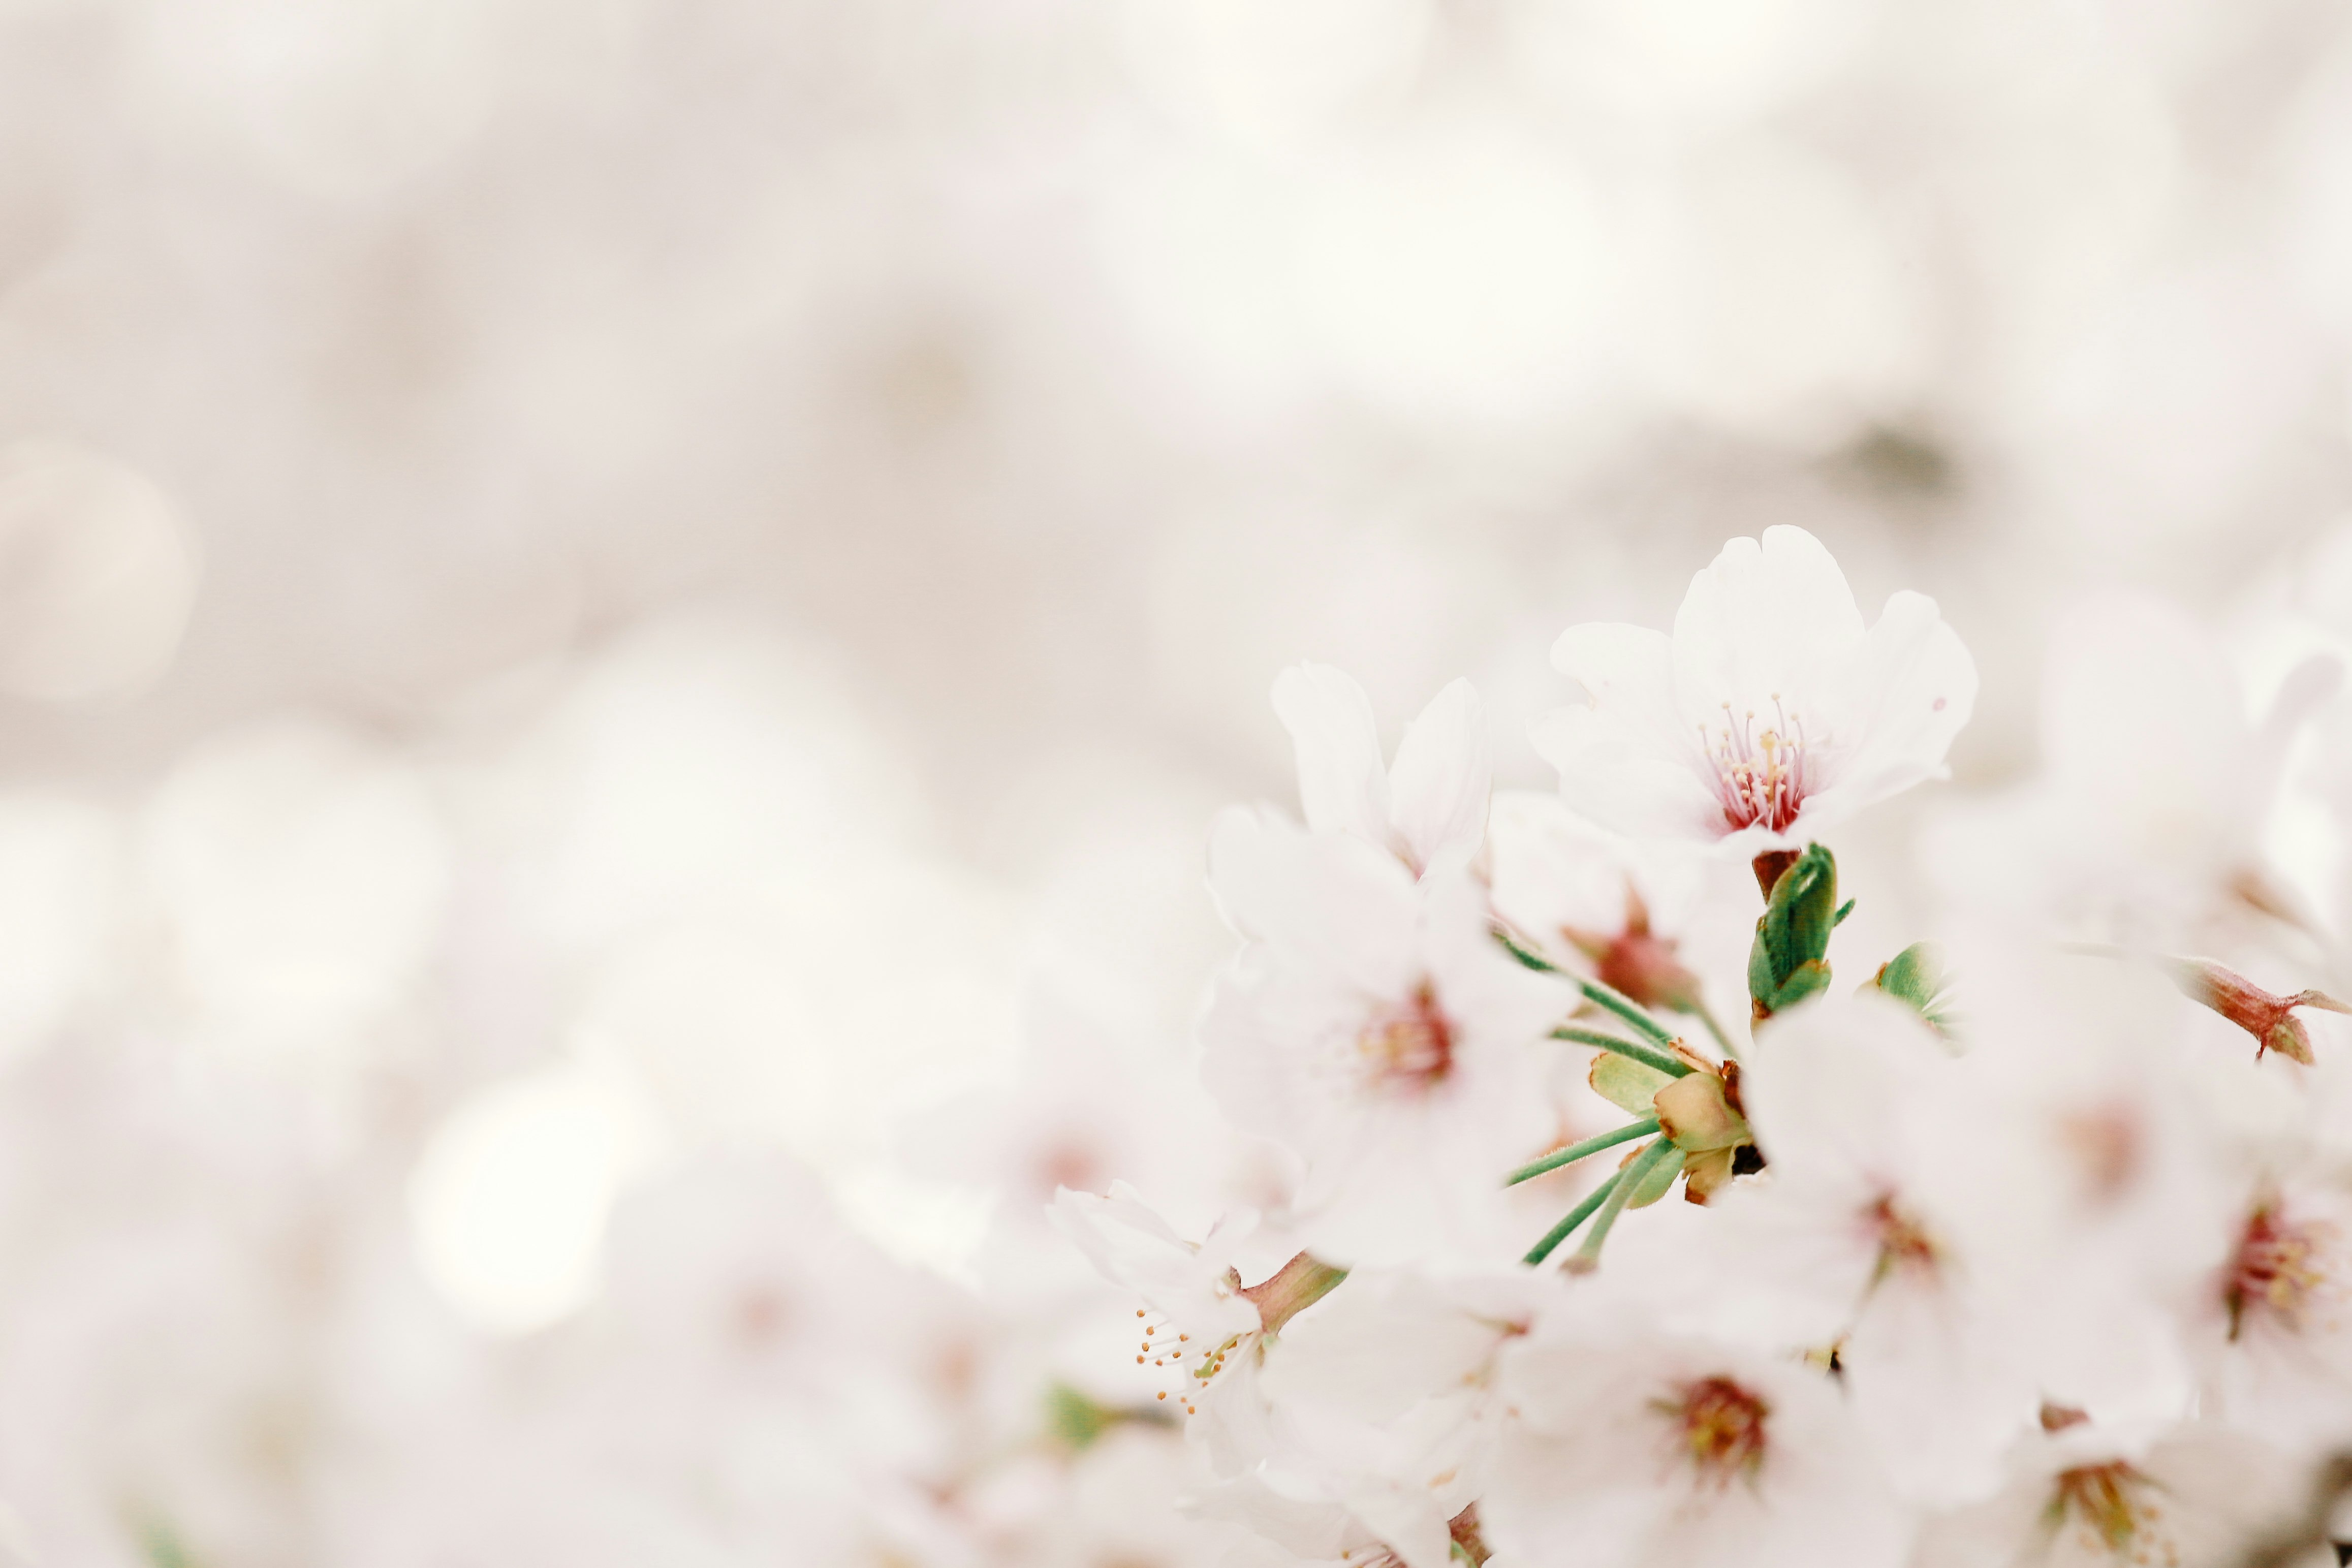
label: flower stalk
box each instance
[1565,1138,1683,1274]
[1508,1118,1662,1186]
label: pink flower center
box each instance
[2224,1202,2334,1340]
[1865,1194,1941,1283]
[1656,1375,1770,1489]
[2051,1462,2163,1557]
[1702,698,1809,834]
[1359,982,1455,1089]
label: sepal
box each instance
[1869,942,1955,1033]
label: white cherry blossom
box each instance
[1272,663,1490,875]
[1047,1182,1264,1349]
[1485,788,1758,1036]
[1534,525,1975,856]
[1683,993,2039,1506]
[1914,1413,2312,1568]
[1198,1268,1538,1568]
[1923,591,2338,951]
[2192,1172,2352,1451]
[1200,807,1577,1267]
[1482,1289,1916,1568]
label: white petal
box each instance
[1798,590,1976,830]
[1670,526,1866,715]
[1387,677,1490,873]
[1740,991,1952,1180]
[1047,1183,1262,1342]
[1206,804,1419,989]
[1841,1273,2035,1507]
[1549,621,1693,755]
[1540,621,1724,841]
[1530,704,1727,844]
[1273,663,1393,849]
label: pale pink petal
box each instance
[1797,590,1975,830]
[1386,677,1489,873]
[1670,526,1867,713]
[1272,663,1393,849]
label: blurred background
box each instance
[4,0,2352,1560]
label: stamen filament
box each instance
[1554,1026,1692,1079]
[1508,1118,1662,1185]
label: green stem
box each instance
[1498,924,1694,1063]
[1553,1026,1691,1078]
[1495,925,1558,974]
[1575,974,1682,1049]
[1566,1139,1682,1274]
[1524,1168,1624,1266]
[1690,997,1739,1061]
[1507,1118,1660,1185]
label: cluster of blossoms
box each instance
[1054,526,2352,1568]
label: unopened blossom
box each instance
[2164,955,2348,1065]
[1201,807,1577,1267]
[1481,1292,1915,1568]
[1272,663,1489,875]
[1533,525,1975,857]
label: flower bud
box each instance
[1654,1064,1751,1153]
[1749,843,1850,1021]
[2162,958,2348,1067]
[1653,1061,1753,1206]
[1869,942,1955,1034]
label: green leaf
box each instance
[1589,1052,1674,1118]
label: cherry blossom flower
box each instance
[1487,791,1711,1006]
[1533,525,1975,857]
[2192,1174,2352,1450]
[1047,1182,1264,1350]
[1481,1291,1915,1568]
[1200,807,1578,1267]
[1914,1410,2313,1568]
[1681,993,2039,1505]
[1196,1268,1538,1568]
[1272,663,1490,875]
[1923,591,2338,951]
